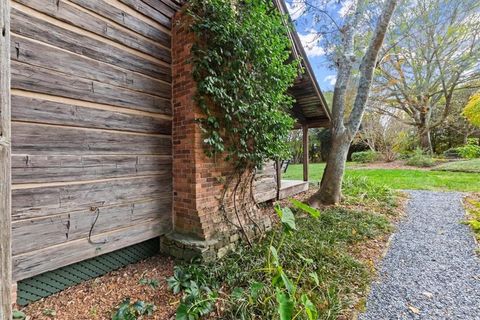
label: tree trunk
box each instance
[311,130,351,206]
[463,133,469,145]
[418,126,433,153]
[309,0,398,206]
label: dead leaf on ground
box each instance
[408,304,421,314]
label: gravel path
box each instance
[360,191,480,320]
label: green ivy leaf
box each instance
[132,300,146,314]
[112,299,132,320]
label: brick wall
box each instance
[166,8,273,259]
[171,13,204,239]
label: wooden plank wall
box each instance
[10,0,180,282]
[0,0,12,316]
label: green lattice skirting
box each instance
[17,238,160,306]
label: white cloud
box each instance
[298,31,325,57]
[324,75,337,85]
[285,1,306,20]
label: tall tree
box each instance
[433,85,480,151]
[372,0,480,152]
[291,0,399,204]
[464,92,480,128]
[355,110,412,161]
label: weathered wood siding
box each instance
[0,0,12,316]
[10,0,177,281]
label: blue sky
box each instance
[284,0,348,92]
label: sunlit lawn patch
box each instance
[435,159,480,174]
[283,163,480,192]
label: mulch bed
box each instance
[21,256,177,320]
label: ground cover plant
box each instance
[112,299,155,320]
[283,163,480,192]
[464,194,480,248]
[170,177,401,319]
[404,149,436,168]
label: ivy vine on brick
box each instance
[188,0,300,170]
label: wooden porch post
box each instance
[275,160,281,200]
[0,0,11,318]
[302,125,309,182]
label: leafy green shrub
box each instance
[405,148,436,167]
[463,92,480,127]
[456,138,480,159]
[167,265,217,320]
[443,148,462,159]
[174,282,217,320]
[112,299,155,320]
[351,150,379,163]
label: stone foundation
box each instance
[161,216,272,261]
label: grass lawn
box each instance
[434,159,480,173]
[283,163,480,192]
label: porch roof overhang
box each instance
[274,0,332,129]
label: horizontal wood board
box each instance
[11,0,175,281]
